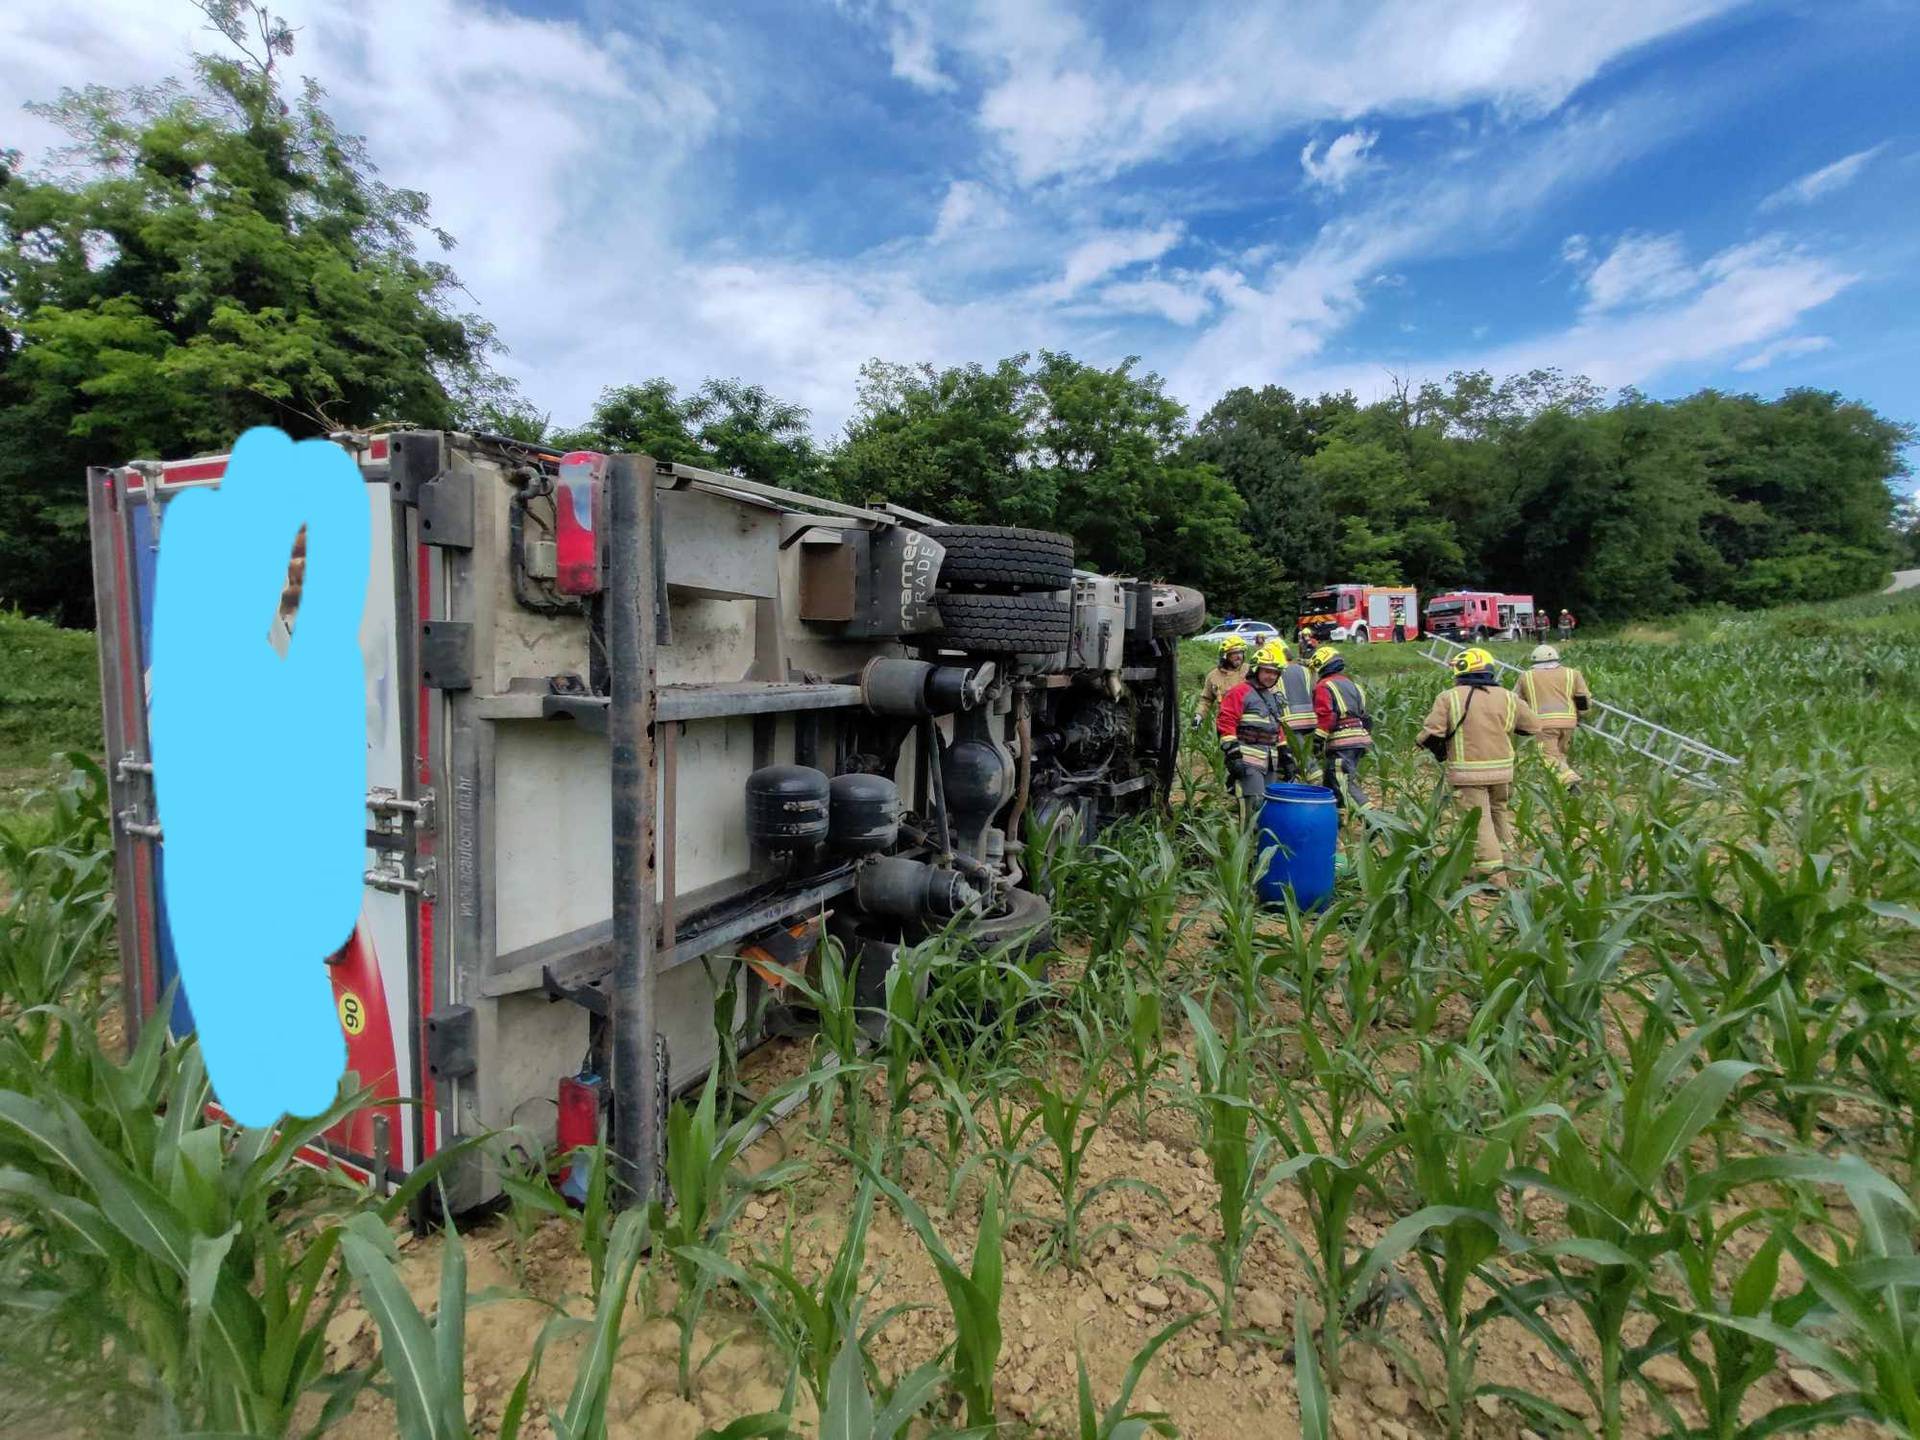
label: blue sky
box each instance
[4,0,1916,474]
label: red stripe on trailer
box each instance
[105,472,159,1017]
[414,546,438,1157]
[204,1102,375,1184]
[324,925,404,1164]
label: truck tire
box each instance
[930,525,1074,591]
[1151,583,1207,637]
[935,592,1072,654]
[961,886,1054,959]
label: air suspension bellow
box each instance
[828,773,901,855]
[860,657,993,716]
[744,764,831,852]
[855,856,978,919]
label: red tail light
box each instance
[554,452,606,595]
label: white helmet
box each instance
[1530,644,1560,665]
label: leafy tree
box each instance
[0,3,512,621]
[551,376,835,498]
[835,351,1261,606]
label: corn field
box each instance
[2,592,1918,1439]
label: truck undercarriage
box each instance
[88,430,1203,1208]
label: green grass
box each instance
[0,610,102,823]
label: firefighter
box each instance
[1518,644,1590,790]
[1557,608,1577,641]
[1416,647,1540,875]
[1390,597,1408,643]
[1273,642,1320,780]
[1216,641,1290,818]
[1192,633,1250,730]
[1308,645,1373,809]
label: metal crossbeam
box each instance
[1416,635,1740,789]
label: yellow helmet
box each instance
[1452,646,1496,676]
[1309,644,1339,671]
[1252,640,1287,669]
[1219,633,1249,660]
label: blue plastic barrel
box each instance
[1255,782,1340,911]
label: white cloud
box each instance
[931,180,1009,242]
[1733,334,1834,371]
[868,0,1742,185]
[1091,274,1229,326]
[1281,237,1854,403]
[1300,128,1379,192]
[1170,100,1674,401]
[1583,231,1697,311]
[1560,233,1593,266]
[1044,223,1184,299]
[1759,144,1887,211]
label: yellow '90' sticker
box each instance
[337,991,366,1037]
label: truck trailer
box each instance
[87,431,1202,1209]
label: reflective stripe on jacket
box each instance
[1313,675,1372,749]
[1417,682,1540,787]
[1216,679,1290,767]
[1518,665,1588,731]
[1277,664,1317,730]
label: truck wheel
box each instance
[934,592,1072,653]
[961,886,1054,959]
[1150,583,1207,637]
[1351,627,1370,644]
[930,525,1074,591]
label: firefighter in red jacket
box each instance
[1216,641,1291,818]
[1309,645,1373,810]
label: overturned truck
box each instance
[89,431,1206,1207]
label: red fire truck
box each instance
[1423,591,1536,640]
[1297,583,1419,645]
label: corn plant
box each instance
[1189,814,1278,1025]
[877,941,933,1178]
[652,1068,811,1397]
[1260,1025,1398,1389]
[0,1007,466,1437]
[761,936,869,1144]
[337,1206,475,1440]
[685,1164,913,1418]
[549,1208,654,1440]
[1170,997,1282,1336]
[1639,1152,1911,1439]
[862,1161,1005,1431]
[1491,1001,1760,1440]
[1072,1313,1200,1440]
[1109,966,1171,1141]
[810,1322,946,1440]
[1362,1043,1554,1440]
[1295,1296,1331,1440]
[1709,1172,1920,1437]
[0,755,114,1031]
[1024,1020,1149,1271]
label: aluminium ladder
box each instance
[1416,635,1740,790]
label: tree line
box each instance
[2,8,1912,626]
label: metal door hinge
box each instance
[368,786,436,834]
[116,808,163,840]
[366,854,436,898]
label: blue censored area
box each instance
[148,428,369,1126]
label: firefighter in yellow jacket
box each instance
[1192,634,1251,730]
[1416,648,1540,874]
[1517,644,1590,791]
